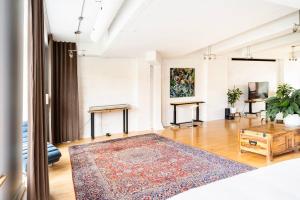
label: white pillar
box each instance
[152,63,164,130]
[0,0,25,199]
[146,51,164,131]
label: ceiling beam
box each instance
[185,11,299,57]
[82,0,152,56]
[90,0,125,42]
[250,33,300,53]
[229,33,300,58]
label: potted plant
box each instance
[227,87,243,114]
[266,83,300,126]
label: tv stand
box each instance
[244,99,265,116]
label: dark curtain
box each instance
[51,42,80,144]
[27,0,49,199]
[48,34,54,144]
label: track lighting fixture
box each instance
[95,0,103,10]
[289,46,298,62]
[203,46,216,60]
[68,49,86,58]
[245,46,253,59]
[68,0,87,58]
[293,10,300,33]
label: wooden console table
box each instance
[89,104,130,139]
[295,129,300,150]
[244,99,266,116]
[170,101,205,127]
[240,124,299,162]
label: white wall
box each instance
[78,57,153,137]
[78,54,300,133]
[78,57,138,137]
[206,57,229,121]
[284,60,300,89]
[162,58,208,126]
[161,56,229,125]
[161,56,282,124]
[228,60,280,113]
[135,59,152,131]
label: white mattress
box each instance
[170,158,300,200]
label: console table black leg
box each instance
[91,112,95,139]
[123,109,125,133]
[196,103,200,121]
[173,105,177,125]
[125,109,128,134]
[249,102,253,114]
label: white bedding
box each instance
[170,158,300,200]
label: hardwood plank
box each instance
[49,118,300,200]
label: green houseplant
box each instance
[276,83,294,99]
[227,87,243,113]
[266,83,300,126]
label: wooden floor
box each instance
[49,118,300,200]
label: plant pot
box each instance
[230,107,236,114]
[284,114,300,127]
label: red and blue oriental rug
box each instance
[69,134,254,200]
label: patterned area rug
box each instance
[69,134,254,200]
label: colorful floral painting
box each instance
[170,68,195,98]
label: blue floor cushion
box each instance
[22,122,62,172]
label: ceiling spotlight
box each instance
[293,23,300,33]
[75,30,81,35]
[95,0,103,10]
[289,58,298,61]
[293,10,300,33]
[203,46,216,60]
[68,0,87,59]
[289,46,298,62]
[69,50,74,58]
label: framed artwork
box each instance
[170,68,195,98]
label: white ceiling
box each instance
[45,0,100,42]
[46,0,298,58]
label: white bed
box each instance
[170,158,300,200]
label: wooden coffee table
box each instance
[240,124,298,162]
[295,129,300,150]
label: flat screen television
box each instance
[248,82,269,100]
